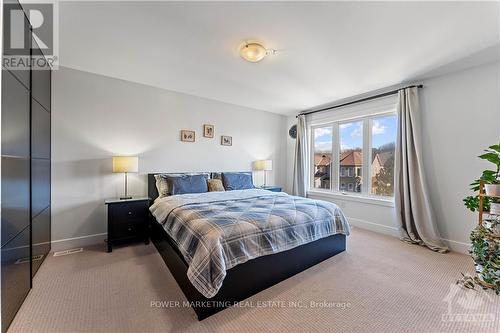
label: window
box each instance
[312,126,332,189]
[370,115,397,197]
[308,98,397,200]
[339,121,363,193]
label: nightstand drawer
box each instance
[111,201,148,222]
[113,219,142,240]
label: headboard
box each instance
[147,174,160,203]
[147,171,253,204]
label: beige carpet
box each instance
[8,227,499,333]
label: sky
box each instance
[314,115,397,152]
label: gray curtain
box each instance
[395,87,448,253]
[292,115,309,197]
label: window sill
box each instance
[307,189,395,207]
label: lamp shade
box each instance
[112,156,138,173]
[253,159,272,171]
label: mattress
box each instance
[150,189,350,298]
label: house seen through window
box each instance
[313,126,332,189]
[311,113,397,198]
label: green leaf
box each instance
[488,143,500,152]
[480,173,497,182]
[479,152,500,165]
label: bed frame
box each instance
[147,173,347,320]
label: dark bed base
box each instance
[147,173,347,320]
[150,218,346,320]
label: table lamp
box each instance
[253,159,273,187]
[112,156,138,199]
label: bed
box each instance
[147,173,349,320]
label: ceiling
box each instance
[57,1,500,115]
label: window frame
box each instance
[307,96,397,204]
[310,125,334,190]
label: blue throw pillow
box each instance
[221,172,254,191]
[165,174,208,195]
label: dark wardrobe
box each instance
[1,1,52,331]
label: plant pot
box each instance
[485,183,500,196]
[490,203,500,215]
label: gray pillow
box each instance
[210,172,222,180]
[154,174,170,198]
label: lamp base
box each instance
[119,196,133,200]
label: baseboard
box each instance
[347,217,400,238]
[348,217,471,254]
[49,222,471,255]
[51,233,106,252]
[441,238,470,255]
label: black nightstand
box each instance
[260,186,282,192]
[105,197,150,252]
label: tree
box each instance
[373,154,394,196]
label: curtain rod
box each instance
[296,84,423,118]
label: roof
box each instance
[314,154,331,166]
[340,150,362,166]
[315,151,363,167]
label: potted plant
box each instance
[482,144,500,197]
[469,225,500,293]
[464,143,500,214]
[458,223,500,294]
[460,143,500,294]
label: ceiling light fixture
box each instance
[239,42,276,63]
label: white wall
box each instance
[286,61,500,253]
[420,61,500,250]
[52,67,286,250]
[53,61,499,252]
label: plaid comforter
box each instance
[150,189,350,298]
